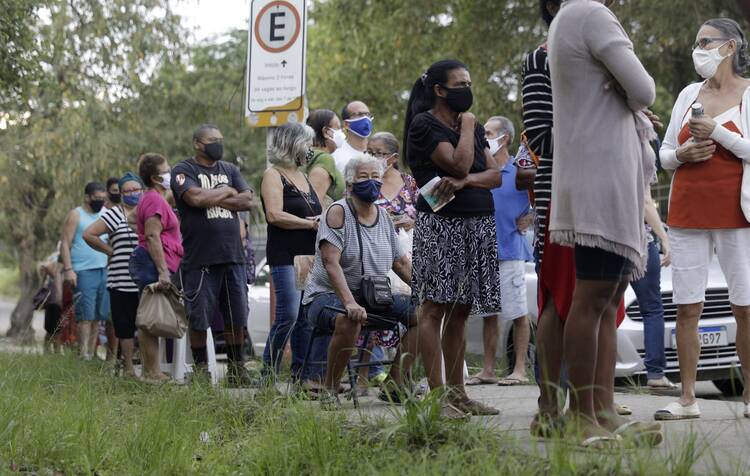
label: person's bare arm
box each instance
[144,216,171,287]
[429,112,478,179]
[392,254,412,285]
[261,168,318,230]
[644,189,671,267]
[434,148,501,198]
[60,210,79,288]
[516,167,536,191]
[83,219,113,257]
[218,190,254,211]
[182,186,237,209]
[308,166,332,204]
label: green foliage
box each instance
[0,0,43,103]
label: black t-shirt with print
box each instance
[172,158,251,269]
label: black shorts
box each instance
[110,289,139,339]
[182,263,248,332]
[574,245,633,281]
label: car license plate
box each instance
[671,326,728,348]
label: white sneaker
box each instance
[647,376,677,389]
[654,401,701,420]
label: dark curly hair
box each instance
[137,153,167,188]
[540,0,561,27]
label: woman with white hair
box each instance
[302,154,418,408]
[260,122,322,383]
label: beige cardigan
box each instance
[548,0,656,277]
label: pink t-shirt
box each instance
[136,190,183,273]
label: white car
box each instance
[247,257,271,357]
[493,258,743,396]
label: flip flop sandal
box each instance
[743,403,749,419]
[580,434,622,450]
[466,376,500,386]
[614,420,664,447]
[497,377,530,386]
[654,401,701,421]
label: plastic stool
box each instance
[159,328,219,384]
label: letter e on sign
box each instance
[254,1,301,53]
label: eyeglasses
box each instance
[367,151,395,159]
[692,37,730,50]
[348,111,373,119]
[121,188,143,195]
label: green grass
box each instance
[0,267,19,298]
[0,353,723,475]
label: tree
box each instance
[0,0,184,340]
[0,0,43,103]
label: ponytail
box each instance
[402,59,468,159]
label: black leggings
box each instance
[110,289,139,339]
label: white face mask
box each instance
[488,134,506,156]
[328,128,346,149]
[158,172,171,190]
[692,42,730,79]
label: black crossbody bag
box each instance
[346,199,393,312]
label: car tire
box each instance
[713,369,745,397]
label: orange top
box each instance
[668,107,750,229]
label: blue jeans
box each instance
[630,240,666,379]
[263,265,311,380]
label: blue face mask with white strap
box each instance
[345,116,373,138]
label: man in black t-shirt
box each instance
[172,123,255,386]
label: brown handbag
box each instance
[136,282,188,338]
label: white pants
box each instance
[669,227,750,306]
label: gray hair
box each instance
[369,132,400,154]
[344,154,384,184]
[703,18,749,75]
[487,116,515,147]
[267,123,314,167]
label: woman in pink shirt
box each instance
[129,153,184,383]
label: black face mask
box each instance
[203,141,224,161]
[108,192,121,204]
[89,199,105,213]
[440,85,473,113]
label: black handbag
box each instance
[346,199,393,312]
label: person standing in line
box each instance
[60,182,110,360]
[306,109,346,205]
[332,100,373,174]
[260,123,322,387]
[171,124,255,386]
[130,153,184,383]
[655,18,750,420]
[466,116,534,387]
[404,59,502,419]
[548,0,661,445]
[630,188,675,390]
[84,172,144,377]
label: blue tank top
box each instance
[71,207,108,272]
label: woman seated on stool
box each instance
[302,154,418,408]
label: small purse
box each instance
[346,199,393,312]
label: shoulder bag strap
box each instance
[345,199,366,279]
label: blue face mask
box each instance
[351,179,382,203]
[122,193,142,207]
[345,116,373,138]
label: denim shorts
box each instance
[305,292,416,332]
[74,268,109,321]
[129,246,159,293]
[182,263,248,332]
